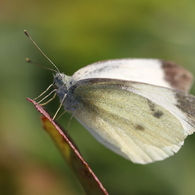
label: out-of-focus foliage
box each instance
[1,0,195,194]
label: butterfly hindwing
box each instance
[66,78,195,164]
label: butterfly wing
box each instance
[72,59,193,92]
[67,78,195,164]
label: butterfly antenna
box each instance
[25,58,57,72]
[24,30,60,73]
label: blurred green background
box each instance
[1,0,195,194]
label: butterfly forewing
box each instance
[72,59,193,92]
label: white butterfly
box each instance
[53,58,195,164]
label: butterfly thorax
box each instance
[53,73,78,112]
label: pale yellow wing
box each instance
[70,79,195,164]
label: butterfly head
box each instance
[53,72,77,111]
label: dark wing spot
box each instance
[153,111,164,118]
[135,124,145,131]
[176,92,195,116]
[175,92,195,126]
[162,61,193,92]
[147,99,164,118]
